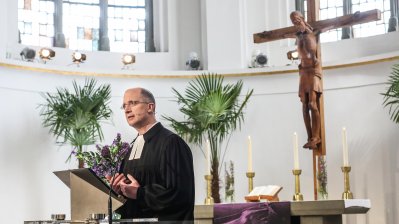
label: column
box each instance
[295,0,305,15]
[388,0,398,32]
[202,0,245,70]
[341,0,353,39]
[99,0,110,51]
[53,0,66,47]
[145,0,155,52]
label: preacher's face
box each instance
[122,88,154,128]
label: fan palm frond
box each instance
[163,73,253,203]
[382,64,399,123]
[39,78,113,167]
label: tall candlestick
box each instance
[248,136,253,172]
[293,132,300,169]
[206,139,211,175]
[342,127,349,166]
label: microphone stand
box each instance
[108,171,116,224]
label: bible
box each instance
[245,185,283,202]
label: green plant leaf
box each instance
[382,64,399,124]
[39,78,113,163]
[163,72,253,166]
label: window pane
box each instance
[108,0,146,53]
[18,0,54,47]
[319,0,343,43]
[138,20,145,30]
[63,1,100,51]
[18,0,149,52]
[351,0,390,38]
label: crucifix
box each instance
[253,1,380,199]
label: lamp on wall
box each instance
[250,50,268,68]
[72,51,86,65]
[122,54,135,69]
[38,48,55,63]
[20,47,36,62]
[287,50,299,65]
[186,52,201,70]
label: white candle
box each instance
[248,136,253,172]
[206,139,211,175]
[293,132,300,169]
[342,127,349,166]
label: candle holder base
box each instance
[342,191,353,200]
[293,193,303,201]
[292,169,304,202]
[204,175,214,205]
[341,166,354,200]
[204,197,214,205]
[246,172,255,193]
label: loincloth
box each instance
[298,67,322,100]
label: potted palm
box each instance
[382,63,399,123]
[163,73,253,202]
[39,78,112,168]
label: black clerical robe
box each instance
[117,123,195,222]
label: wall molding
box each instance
[1,55,398,79]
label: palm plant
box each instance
[163,73,253,202]
[382,63,399,124]
[39,78,112,168]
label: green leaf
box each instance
[162,73,253,165]
[382,64,399,124]
[38,78,113,162]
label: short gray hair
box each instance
[140,88,155,104]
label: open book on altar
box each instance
[245,185,283,202]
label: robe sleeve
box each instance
[137,134,195,215]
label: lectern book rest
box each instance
[54,168,126,220]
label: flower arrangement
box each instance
[224,160,235,202]
[317,155,328,200]
[75,133,130,178]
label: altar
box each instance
[194,199,370,224]
[24,199,370,223]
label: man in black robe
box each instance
[111,87,195,223]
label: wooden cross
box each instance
[253,2,380,199]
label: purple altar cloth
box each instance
[213,201,290,224]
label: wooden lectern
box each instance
[54,168,125,220]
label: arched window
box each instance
[18,0,154,53]
[108,0,147,53]
[18,0,55,47]
[351,0,392,38]
[319,0,343,43]
[63,0,100,51]
[297,0,397,43]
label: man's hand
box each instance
[107,173,127,195]
[119,174,140,199]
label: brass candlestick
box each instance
[204,175,214,205]
[292,169,304,201]
[246,172,255,193]
[341,166,353,199]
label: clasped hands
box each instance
[107,173,140,199]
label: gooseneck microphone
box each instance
[108,172,116,224]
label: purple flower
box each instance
[76,133,130,178]
[101,145,110,158]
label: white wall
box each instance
[1,56,399,223]
[1,0,399,223]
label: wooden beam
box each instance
[307,0,319,23]
[253,9,381,44]
[313,9,381,33]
